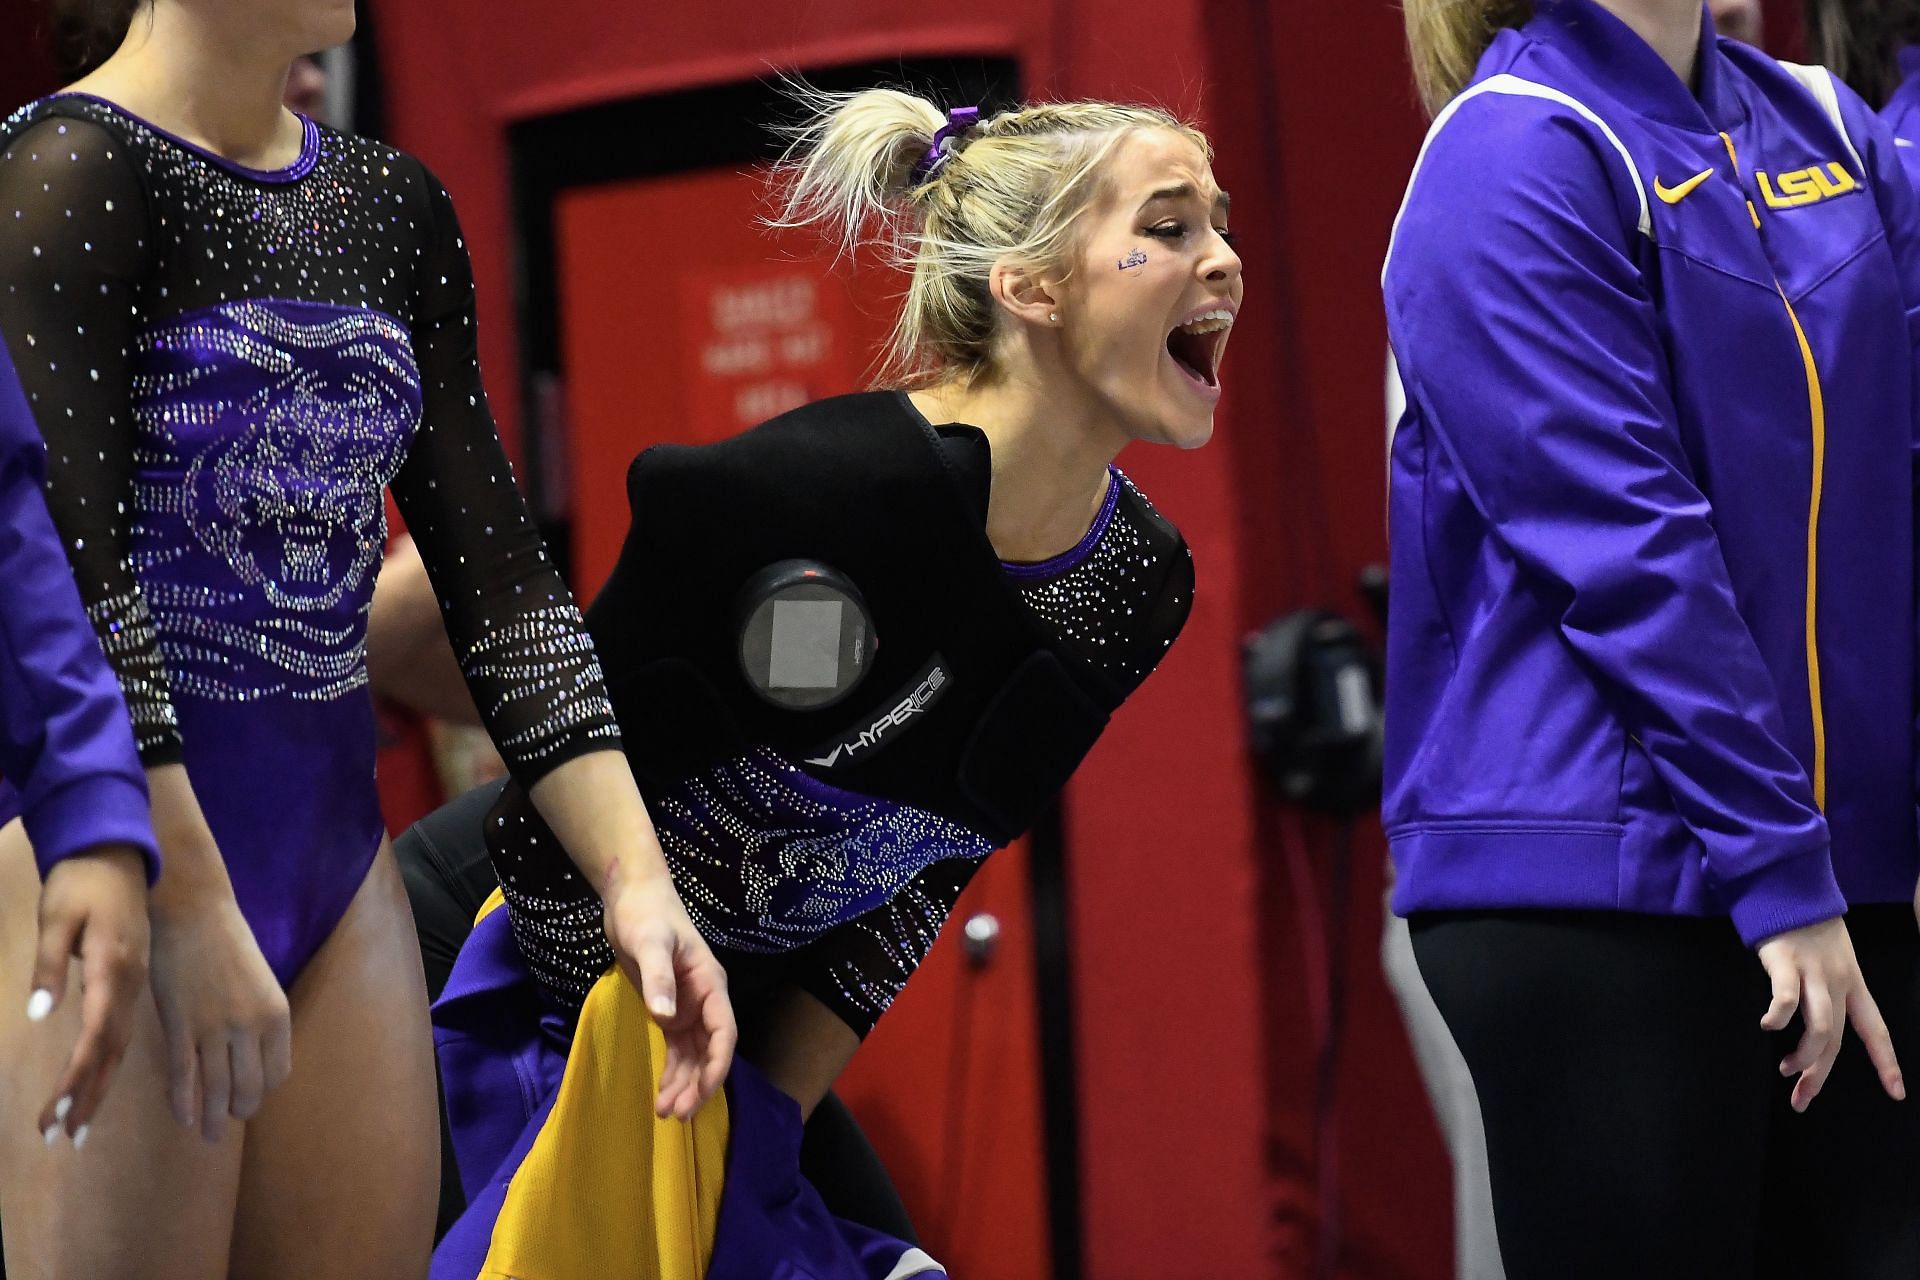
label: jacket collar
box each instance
[1528,0,1734,132]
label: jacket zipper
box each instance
[1720,130,1828,810]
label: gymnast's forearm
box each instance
[524,750,675,896]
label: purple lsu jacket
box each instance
[0,338,156,881]
[1382,0,1920,946]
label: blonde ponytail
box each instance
[772,85,948,259]
[1404,0,1534,116]
[771,83,1211,386]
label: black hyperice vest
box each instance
[584,391,1187,845]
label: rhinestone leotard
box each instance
[0,95,620,984]
[489,420,1193,1037]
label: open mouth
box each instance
[1166,308,1234,393]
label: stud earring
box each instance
[1049,312,1059,323]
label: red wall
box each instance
[1202,8,1441,1277]
[551,168,895,596]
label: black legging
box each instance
[394,780,920,1245]
[1411,904,1920,1280]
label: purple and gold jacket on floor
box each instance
[0,336,157,880]
[0,96,620,983]
[1383,0,1920,945]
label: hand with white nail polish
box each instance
[601,871,735,1121]
[30,843,150,1146]
[525,752,737,1122]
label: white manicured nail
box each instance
[53,1096,70,1124]
[41,1122,58,1148]
[26,989,53,1022]
[72,1124,89,1151]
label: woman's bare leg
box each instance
[0,819,244,1280]
[230,838,438,1280]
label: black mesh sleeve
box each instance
[388,164,620,785]
[0,116,181,764]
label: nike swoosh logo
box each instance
[1654,167,1715,204]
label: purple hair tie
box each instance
[913,105,981,182]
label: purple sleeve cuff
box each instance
[1720,844,1848,948]
[22,772,161,885]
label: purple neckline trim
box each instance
[49,92,320,183]
[1001,468,1122,581]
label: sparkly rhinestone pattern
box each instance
[1010,470,1192,693]
[84,587,177,754]
[486,468,1191,1033]
[455,604,618,765]
[653,748,994,954]
[0,94,619,790]
[810,854,978,1031]
[490,747,993,1010]
[126,300,415,701]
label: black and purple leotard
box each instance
[432,392,1194,1279]
[0,95,620,985]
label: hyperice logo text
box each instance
[805,657,950,768]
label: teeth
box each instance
[1176,309,1235,335]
